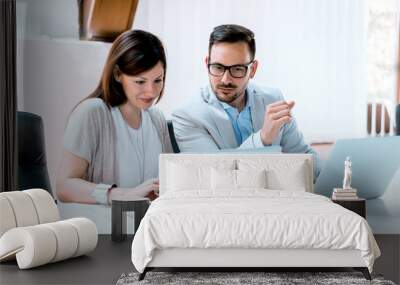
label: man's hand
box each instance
[260,100,295,145]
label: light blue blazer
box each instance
[172,83,321,177]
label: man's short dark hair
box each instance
[208,24,256,60]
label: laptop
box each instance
[314,136,400,200]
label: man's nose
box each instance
[220,69,233,84]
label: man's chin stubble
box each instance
[216,91,241,104]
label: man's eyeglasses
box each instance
[207,60,254,78]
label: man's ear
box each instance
[205,56,209,66]
[249,60,258,79]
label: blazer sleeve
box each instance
[241,88,321,178]
[279,118,321,178]
[172,109,220,152]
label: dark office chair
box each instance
[167,120,180,153]
[17,111,53,196]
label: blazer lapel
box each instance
[249,84,265,133]
[203,86,238,148]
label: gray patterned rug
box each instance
[116,271,396,285]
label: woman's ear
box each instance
[113,65,121,83]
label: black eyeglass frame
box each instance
[207,60,255,78]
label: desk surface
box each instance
[0,235,133,285]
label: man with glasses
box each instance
[172,24,320,177]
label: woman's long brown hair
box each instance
[86,30,167,107]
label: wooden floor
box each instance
[0,235,399,285]
[374,234,400,284]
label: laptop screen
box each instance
[314,136,400,200]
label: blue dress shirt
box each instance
[221,93,254,145]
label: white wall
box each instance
[16,0,79,110]
[17,0,79,39]
[22,38,110,193]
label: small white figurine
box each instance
[342,156,352,189]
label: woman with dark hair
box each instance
[56,30,172,205]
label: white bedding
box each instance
[131,190,380,273]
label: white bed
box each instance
[131,154,380,280]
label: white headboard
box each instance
[159,153,314,195]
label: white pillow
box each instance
[211,168,267,190]
[166,160,235,192]
[211,168,236,190]
[167,163,210,191]
[237,169,267,189]
[266,162,307,191]
[238,159,310,191]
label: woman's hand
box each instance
[108,178,159,202]
[146,190,159,201]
